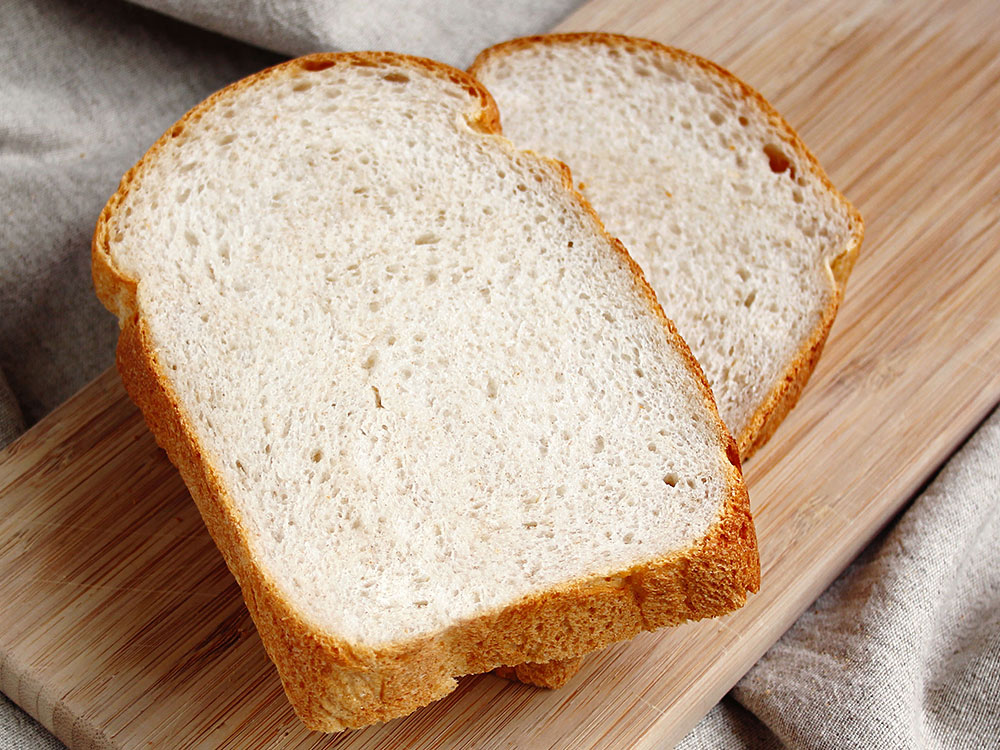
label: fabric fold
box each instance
[125,0,584,68]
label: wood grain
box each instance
[2,0,1000,747]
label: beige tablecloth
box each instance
[2,1,997,747]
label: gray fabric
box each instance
[2,1,998,749]
[679,406,1000,750]
[129,0,579,67]
[0,699,60,750]
[678,698,782,750]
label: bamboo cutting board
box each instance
[3,0,1000,747]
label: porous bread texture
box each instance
[93,52,758,731]
[471,33,864,461]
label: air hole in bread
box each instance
[663,473,678,487]
[383,72,409,84]
[709,111,725,126]
[299,58,336,72]
[763,143,791,174]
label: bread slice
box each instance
[471,33,864,461]
[92,51,758,732]
[470,32,863,689]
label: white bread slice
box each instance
[471,33,864,462]
[471,32,863,690]
[92,52,758,732]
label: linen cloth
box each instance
[1,1,998,748]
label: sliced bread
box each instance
[470,32,863,689]
[92,52,759,731]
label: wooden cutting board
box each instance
[3,0,1000,747]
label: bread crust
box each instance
[470,32,865,462]
[92,51,758,731]
[494,656,585,688]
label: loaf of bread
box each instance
[470,31,863,689]
[92,52,759,731]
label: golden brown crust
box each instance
[92,50,758,731]
[494,656,585,688]
[470,32,864,462]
